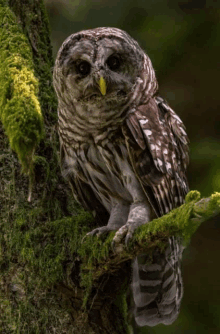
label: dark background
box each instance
[45,1,220,332]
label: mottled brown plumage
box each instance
[53,27,189,327]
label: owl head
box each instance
[53,27,158,111]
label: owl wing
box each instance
[124,97,188,327]
[123,96,189,217]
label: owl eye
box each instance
[77,61,91,76]
[107,55,121,71]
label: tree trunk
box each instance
[0,1,220,334]
[0,1,131,332]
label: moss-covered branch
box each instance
[78,191,220,294]
[4,189,217,311]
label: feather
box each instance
[132,237,184,327]
[125,96,189,217]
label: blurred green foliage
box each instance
[45,1,220,333]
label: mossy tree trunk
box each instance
[0,1,130,333]
[1,1,220,334]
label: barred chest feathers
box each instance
[58,97,128,147]
[61,135,152,216]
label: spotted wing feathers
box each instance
[125,96,189,216]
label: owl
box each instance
[53,27,189,327]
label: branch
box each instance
[78,191,220,290]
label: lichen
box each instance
[0,3,43,173]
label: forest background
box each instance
[47,1,219,333]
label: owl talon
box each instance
[111,240,116,253]
[125,233,133,247]
[112,223,139,247]
[112,225,128,245]
[86,226,115,238]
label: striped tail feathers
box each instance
[132,237,184,327]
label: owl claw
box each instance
[83,222,140,248]
[111,240,116,253]
[112,223,139,248]
[83,226,115,241]
[81,228,106,243]
[113,225,128,244]
[111,226,128,253]
[125,232,133,247]
[112,224,134,248]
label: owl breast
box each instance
[58,95,129,147]
[62,138,149,214]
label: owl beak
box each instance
[98,76,107,96]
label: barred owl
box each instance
[53,27,189,327]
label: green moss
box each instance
[0,203,93,332]
[133,190,203,248]
[4,208,93,287]
[77,231,114,306]
[8,0,58,123]
[0,4,43,173]
[192,192,220,221]
[209,192,220,211]
[185,190,201,203]
[114,292,131,334]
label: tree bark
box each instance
[0,1,220,333]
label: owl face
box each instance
[54,28,158,135]
[55,28,145,108]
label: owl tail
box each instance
[131,237,184,327]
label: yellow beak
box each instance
[99,76,107,96]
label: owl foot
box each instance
[86,225,116,238]
[112,203,151,247]
[112,222,140,248]
[83,202,129,242]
